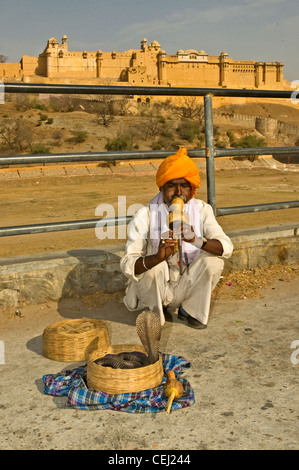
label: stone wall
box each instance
[214,112,299,138]
[214,112,256,128]
[0,62,22,79]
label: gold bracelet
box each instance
[142,256,149,270]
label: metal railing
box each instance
[0,83,298,238]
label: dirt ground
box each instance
[212,263,299,301]
[0,166,298,259]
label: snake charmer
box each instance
[120,148,233,329]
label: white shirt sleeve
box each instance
[200,201,233,258]
[120,206,150,281]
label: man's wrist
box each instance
[142,253,162,269]
[201,237,208,249]
[142,256,149,270]
[193,235,207,248]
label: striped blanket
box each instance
[43,352,195,413]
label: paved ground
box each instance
[0,272,298,451]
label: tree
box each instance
[175,96,204,123]
[0,55,8,63]
[89,98,116,127]
[0,119,33,151]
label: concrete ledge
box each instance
[225,223,298,271]
[0,223,298,311]
[0,156,297,180]
[0,247,125,310]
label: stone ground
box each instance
[0,269,298,451]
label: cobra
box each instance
[94,351,151,369]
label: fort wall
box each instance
[0,62,22,79]
[214,112,299,138]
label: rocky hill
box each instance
[1,94,299,159]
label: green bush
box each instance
[227,130,236,145]
[31,144,51,154]
[151,141,163,150]
[105,134,132,151]
[160,126,173,139]
[176,120,200,142]
[74,130,88,143]
[46,118,54,125]
[32,102,48,111]
[231,134,266,148]
[197,134,205,147]
[39,113,48,121]
[215,140,226,148]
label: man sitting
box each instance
[120,147,233,329]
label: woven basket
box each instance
[43,318,110,362]
[87,344,164,394]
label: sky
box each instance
[1,0,298,82]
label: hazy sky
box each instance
[1,0,298,81]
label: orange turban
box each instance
[156,148,200,197]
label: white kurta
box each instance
[120,196,233,326]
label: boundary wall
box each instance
[213,112,299,138]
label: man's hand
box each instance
[172,222,223,255]
[157,230,178,261]
[134,230,177,275]
[172,222,195,243]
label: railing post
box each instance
[204,94,216,214]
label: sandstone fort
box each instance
[0,35,291,90]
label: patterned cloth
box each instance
[43,353,195,413]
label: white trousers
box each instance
[134,251,224,326]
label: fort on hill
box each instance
[0,35,291,90]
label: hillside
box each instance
[0,95,299,159]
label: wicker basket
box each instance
[87,344,164,394]
[43,318,110,362]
